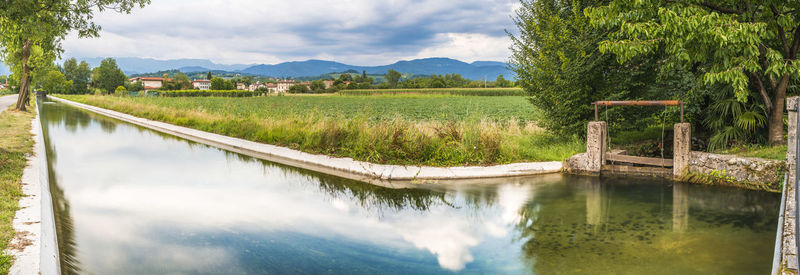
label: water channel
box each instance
[38,99,780,274]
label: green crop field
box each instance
[59,94,581,166]
[82,94,539,122]
[339,88,524,96]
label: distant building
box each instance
[276,79,295,93]
[237,83,246,90]
[192,79,211,90]
[323,80,351,89]
[0,84,7,90]
[129,77,164,92]
[248,82,265,91]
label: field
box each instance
[58,94,582,166]
[338,88,524,96]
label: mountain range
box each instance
[1,57,514,80]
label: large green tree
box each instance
[39,70,71,93]
[586,0,800,145]
[92,58,127,94]
[385,69,402,88]
[62,58,92,94]
[0,0,149,111]
[510,0,673,136]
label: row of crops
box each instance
[156,90,266,97]
[338,88,525,96]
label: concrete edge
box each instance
[8,104,60,274]
[49,96,562,186]
[773,173,788,275]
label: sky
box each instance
[60,0,520,66]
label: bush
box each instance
[114,86,127,97]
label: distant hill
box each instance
[74,57,253,75]
[240,58,513,80]
[66,57,514,80]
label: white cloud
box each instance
[60,0,518,65]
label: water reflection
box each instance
[39,100,780,274]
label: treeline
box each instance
[511,0,800,149]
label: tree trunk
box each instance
[768,73,789,145]
[14,39,32,112]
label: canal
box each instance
[39,99,780,274]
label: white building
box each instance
[276,80,295,93]
[192,79,211,90]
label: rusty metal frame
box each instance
[593,100,684,122]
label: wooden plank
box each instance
[605,153,673,167]
[601,165,672,178]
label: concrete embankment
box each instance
[49,96,562,186]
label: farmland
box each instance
[338,88,524,96]
[58,94,582,166]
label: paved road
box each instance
[0,94,18,113]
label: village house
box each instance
[237,83,246,90]
[129,77,164,92]
[0,84,7,90]
[248,82,266,91]
[323,80,351,89]
[192,79,211,90]
[276,79,295,93]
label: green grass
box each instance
[82,94,539,122]
[715,145,787,160]
[0,103,35,272]
[59,94,582,166]
[0,90,15,96]
[339,88,525,96]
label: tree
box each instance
[210,77,227,90]
[288,84,309,93]
[207,71,212,80]
[310,80,326,93]
[495,75,512,87]
[586,0,800,145]
[385,69,401,88]
[0,0,149,111]
[509,0,668,136]
[40,70,71,93]
[62,58,91,94]
[162,72,191,90]
[92,58,127,94]
[125,80,144,92]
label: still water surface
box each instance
[39,100,779,274]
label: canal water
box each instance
[39,100,780,274]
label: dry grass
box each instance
[62,95,583,166]
[0,104,35,272]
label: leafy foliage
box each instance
[586,0,800,145]
[91,58,127,94]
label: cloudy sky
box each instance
[61,0,520,66]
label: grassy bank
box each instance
[59,94,582,166]
[0,104,35,272]
[339,88,525,96]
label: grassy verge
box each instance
[0,103,35,272]
[59,94,582,166]
[714,145,787,160]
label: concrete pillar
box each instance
[673,123,691,178]
[586,121,607,173]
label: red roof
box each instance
[193,79,210,83]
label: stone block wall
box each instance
[684,152,786,191]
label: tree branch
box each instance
[771,5,792,55]
[700,2,743,14]
[791,23,800,59]
[750,72,773,112]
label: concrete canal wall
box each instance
[49,96,562,186]
[777,96,799,275]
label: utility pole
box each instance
[484,75,487,88]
